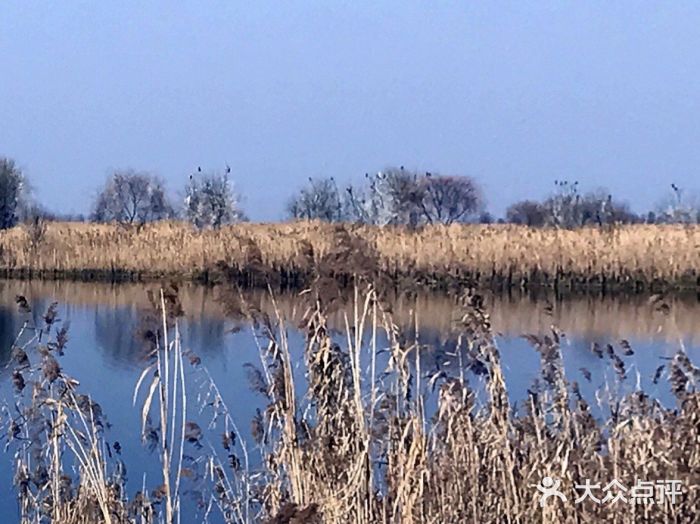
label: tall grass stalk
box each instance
[133,291,188,523]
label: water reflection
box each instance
[0,304,19,371]
[93,306,145,366]
[89,306,232,368]
[0,280,697,369]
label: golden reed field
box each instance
[0,221,698,290]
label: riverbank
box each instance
[0,221,698,291]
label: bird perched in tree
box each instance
[197,166,202,173]
[225,164,231,174]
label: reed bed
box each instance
[2,280,698,523]
[0,221,699,290]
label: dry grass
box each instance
[0,221,699,290]
[235,282,699,523]
[5,309,143,523]
[3,281,699,523]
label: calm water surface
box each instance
[0,280,698,521]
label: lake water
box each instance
[0,280,698,521]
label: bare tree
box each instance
[654,184,699,224]
[506,200,547,227]
[346,168,482,226]
[184,169,244,229]
[91,170,174,224]
[0,157,28,229]
[544,180,582,228]
[577,190,638,226]
[344,177,380,225]
[418,174,482,224]
[382,168,426,226]
[478,211,495,224]
[345,168,420,225]
[540,181,638,228]
[346,168,418,225]
[287,177,345,221]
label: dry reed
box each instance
[237,281,700,523]
[0,221,698,290]
[2,280,698,523]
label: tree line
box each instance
[1,155,699,230]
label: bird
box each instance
[671,183,679,192]
[579,367,592,382]
[225,164,231,174]
[197,166,202,172]
[590,342,603,359]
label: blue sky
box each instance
[2,2,700,220]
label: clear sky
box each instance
[2,2,700,221]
